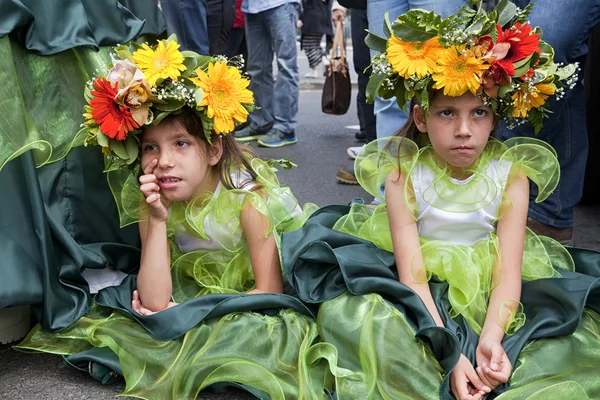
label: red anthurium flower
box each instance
[90,78,139,141]
[496,23,541,63]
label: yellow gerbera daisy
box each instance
[511,82,556,118]
[432,46,489,97]
[386,36,443,79]
[190,61,254,134]
[132,40,186,87]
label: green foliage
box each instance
[366,72,387,103]
[114,44,135,62]
[153,97,186,112]
[263,158,298,171]
[391,9,441,42]
[556,63,578,80]
[365,31,387,52]
[514,2,534,24]
[494,0,518,27]
[528,107,546,134]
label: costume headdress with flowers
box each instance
[366,0,579,132]
[82,35,254,171]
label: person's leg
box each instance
[352,8,376,143]
[207,0,235,54]
[367,0,465,138]
[498,0,600,233]
[264,2,299,135]
[302,34,323,71]
[160,0,209,55]
[244,11,275,131]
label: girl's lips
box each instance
[157,176,182,190]
[452,147,474,154]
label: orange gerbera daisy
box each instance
[386,36,443,79]
[432,46,489,96]
[90,78,139,140]
[190,62,254,134]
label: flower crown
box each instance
[366,0,579,132]
[82,35,254,171]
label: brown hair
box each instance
[152,107,261,191]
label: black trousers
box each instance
[350,8,376,142]
[207,0,235,55]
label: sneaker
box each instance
[526,217,574,245]
[347,144,366,160]
[233,124,271,142]
[0,305,31,344]
[257,128,297,148]
[355,131,366,142]
[305,69,318,79]
[336,168,358,185]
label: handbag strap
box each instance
[330,22,346,61]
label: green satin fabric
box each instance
[281,205,600,399]
[1,0,165,55]
[0,147,140,330]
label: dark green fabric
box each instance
[1,0,165,55]
[1,147,140,331]
[93,276,316,341]
[281,205,600,399]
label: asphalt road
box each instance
[1,91,599,400]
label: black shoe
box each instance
[355,131,366,142]
[232,124,271,142]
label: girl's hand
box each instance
[450,354,491,400]
[476,339,512,390]
[132,290,177,315]
[139,159,170,222]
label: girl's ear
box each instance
[207,136,223,166]
[413,105,428,133]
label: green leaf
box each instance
[556,63,578,80]
[153,98,185,112]
[530,69,548,84]
[263,158,298,170]
[395,83,408,112]
[166,33,178,44]
[513,61,531,78]
[515,2,534,24]
[200,114,214,143]
[537,41,555,65]
[181,50,201,58]
[124,136,139,165]
[96,132,110,147]
[110,138,128,160]
[465,14,486,36]
[182,57,198,77]
[392,9,440,42]
[383,12,393,38]
[380,75,400,99]
[195,56,214,71]
[114,44,134,62]
[497,85,512,98]
[84,85,94,103]
[366,72,386,103]
[392,23,435,42]
[533,26,543,41]
[365,31,387,52]
[153,111,171,125]
[494,0,518,27]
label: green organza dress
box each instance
[16,161,339,399]
[282,137,600,400]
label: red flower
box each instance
[90,78,139,141]
[496,23,541,63]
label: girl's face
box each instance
[414,92,494,174]
[140,119,222,202]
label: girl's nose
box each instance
[157,150,174,168]
[455,117,472,138]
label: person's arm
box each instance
[386,170,444,327]
[136,159,173,312]
[332,1,346,25]
[240,197,284,293]
[476,173,529,386]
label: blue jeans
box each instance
[497,0,600,228]
[366,0,465,138]
[160,0,209,55]
[245,3,299,133]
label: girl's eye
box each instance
[142,144,157,152]
[439,110,454,117]
[474,109,488,117]
[176,140,190,148]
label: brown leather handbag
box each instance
[322,23,351,115]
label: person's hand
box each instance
[131,290,178,315]
[297,19,303,29]
[139,158,170,222]
[476,339,512,390]
[450,354,491,400]
[332,9,345,25]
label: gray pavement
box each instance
[1,91,599,399]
